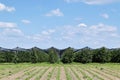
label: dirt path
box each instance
[91,68,120,80]
[50,67,58,80]
[18,67,40,80]
[40,67,53,80]
[81,67,103,80]
[29,67,46,80]
[0,67,33,80]
[60,67,66,80]
[102,68,120,78]
[86,68,111,80]
[72,66,84,80]
[68,67,78,80]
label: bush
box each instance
[61,47,74,63]
[92,47,111,63]
[48,48,59,63]
[74,49,92,63]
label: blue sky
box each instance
[0,0,120,49]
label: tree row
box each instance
[0,47,120,63]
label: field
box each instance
[0,63,120,80]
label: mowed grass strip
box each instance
[67,67,78,80]
[103,68,120,78]
[25,67,43,80]
[35,67,50,80]
[90,68,120,80]
[50,67,58,80]
[64,66,72,80]
[78,65,105,80]
[0,64,30,79]
[38,67,53,80]
[56,67,60,80]
[16,67,38,80]
[88,64,120,79]
[70,66,81,80]
[75,66,94,80]
[72,66,85,80]
[47,67,56,80]
[1,67,33,80]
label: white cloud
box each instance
[41,29,55,35]
[59,23,120,48]
[45,8,64,17]
[29,29,55,42]
[21,20,31,24]
[0,3,15,12]
[0,21,120,48]
[64,0,80,3]
[89,23,117,32]
[83,0,119,5]
[101,13,109,19]
[0,22,17,28]
[0,21,24,38]
[78,23,87,27]
[2,28,24,37]
[64,0,120,5]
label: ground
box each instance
[0,63,120,80]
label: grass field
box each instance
[0,63,120,80]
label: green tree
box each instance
[48,47,59,63]
[0,51,14,63]
[0,51,5,62]
[17,51,31,63]
[12,51,19,64]
[93,47,111,63]
[30,48,38,63]
[74,48,92,63]
[61,47,74,63]
[111,49,120,63]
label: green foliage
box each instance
[0,51,14,63]
[74,48,92,63]
[17,51,31,63]
[48,48,59,63]
[93,47,111,63]
[61,47,74,63]
[0,51,5,62]
[0,47,120,63]
[111,49,120,62]
[12,51,19,64]
[30,48,38,63]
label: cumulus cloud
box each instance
[45,8,64,17]
[41,29,55,35]
[0,3,15,12]
[28,23,119,48]
[2,28,24,37]
[78,23,87,27]
[59,23,120,48]
[101,13,109,19]
[64,0,120,5]
[21,19,31,24]
[29,29,55,42]
[0,22,17,28]
[0,21,24,38]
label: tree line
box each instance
[0,47,120,63]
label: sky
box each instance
[0,0,120,49]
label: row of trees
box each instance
[0,47,120,63]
